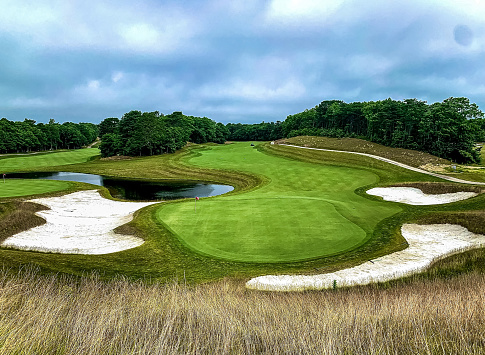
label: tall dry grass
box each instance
[0,268,484,354]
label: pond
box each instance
[7,172,234,201]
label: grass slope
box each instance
[0,148,100,173]
[282,136,451,167]
[158,142,401,262]
[0,179,71,199]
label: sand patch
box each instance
[246,224,485,291]
[1,190,157,254]
[367,187,477,205]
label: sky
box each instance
[0,0,484,125]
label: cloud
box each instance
[0,1,197,53]
[453,25,474,46]
[111,72,124,83]
[265,0,345,23]
[0,0,483,124]
[200,78,306,102]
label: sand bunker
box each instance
[1,190,157,254]
[246,224,485,291]
[367,187,477,205]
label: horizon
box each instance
[2,95,483,126]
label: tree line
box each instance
[0,118,98,154]
[99,111,229,157]
[226,97,485,164]
[3,96,483,163]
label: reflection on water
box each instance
[7,172,234,201]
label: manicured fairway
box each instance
[0,179,71,198]
[158,143,402,262]
[0,148,100,173]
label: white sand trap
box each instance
[246,224,485,291]
[1,190,157,254]
[367,187,477,205]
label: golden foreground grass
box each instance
[1,268,484,354]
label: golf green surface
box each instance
[0,148,99,173]
[0,179,71,198]
[158,143,402,262]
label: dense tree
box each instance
[98,111,229,157]
[0,118,96,154]
[226,121,283,141]
[98,117,119,136]
[226,97,484,164]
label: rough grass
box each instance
[0,267,484,354]
[281,136,451,168]
[416,211,485,235]
[0,202,47,243]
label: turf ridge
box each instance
[0,148,100,173]
[157,142,403,262]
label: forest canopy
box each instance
[0,118,98,153]
[99,111,229,158]
[2,96,484,164]
[226,97,485,164]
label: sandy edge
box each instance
[248,144,485,291]
[246,224,485,291]
[1,190,158,255]
[367,187,477,205]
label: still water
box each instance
[8,172,234,201]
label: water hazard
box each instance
[7,172,234,201]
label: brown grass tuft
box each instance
[0,268,485,354]
[0,202,47,243]
[417,211,485,235]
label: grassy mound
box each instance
[157,142,401,262]
[0,148,100,173]
[281,136,450,168]
[0,179,71,198]
[1,267,484,354]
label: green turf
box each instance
[0,148,100,173]
[157,142,402,262]
[2,141,484,283]
[0,179,72,198]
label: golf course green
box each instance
[157,142,402,262]
[0,148,99,198]
[0,148,99,173]
[0,179,72,198]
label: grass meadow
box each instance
[1,139,485,353]
[0,265,484,354]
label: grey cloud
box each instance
[453,25,473,46]
[0,0,484,125]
